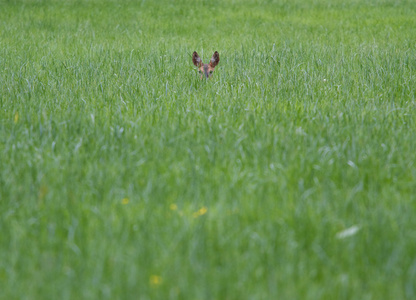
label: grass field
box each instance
[1,0,416,299]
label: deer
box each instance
[192,51,220,79]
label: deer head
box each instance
[192,51,220,79]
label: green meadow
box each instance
[1,0,416,298]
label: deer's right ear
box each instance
[192,51,202,67]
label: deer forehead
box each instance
[200,64,214,70]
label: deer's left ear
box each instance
[192,51,202,67]
[209,51,220,67]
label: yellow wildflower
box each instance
[14,112,19,124]
[169,203,178,211]
[149,275,162,286]
[193,206,208,218]
[121,198,129,205]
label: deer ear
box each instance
[192,51,202,67]
[209,51,220,67]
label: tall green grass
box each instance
[1,0,416,299]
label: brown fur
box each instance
[192,51,220,79]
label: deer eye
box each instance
[209,70,213,74]
[199,70,202,73]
